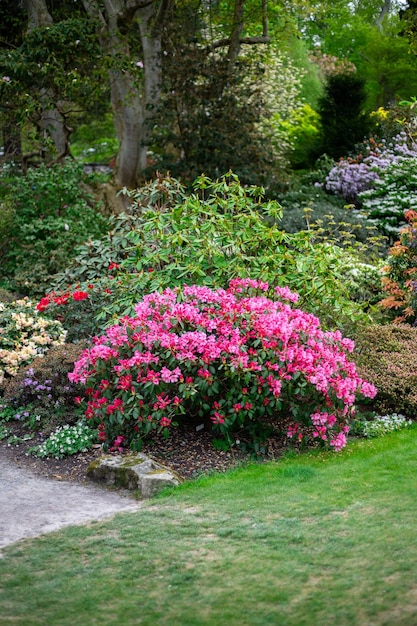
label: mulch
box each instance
[0,419,292,484]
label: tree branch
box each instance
[262,0,268,39]
[209,35,270,50]
[153,0,173,34]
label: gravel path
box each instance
[0,455,142,556]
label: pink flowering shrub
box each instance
[69,279,377,452]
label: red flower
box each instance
[53,294,70,305]
[72,291,89,301]
[108,262,120,271]
[36,296,50,312]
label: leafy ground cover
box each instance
[1,427,417,625]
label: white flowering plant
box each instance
[356,413,413,438]
[27,420,98,459]
[0,298,66,385]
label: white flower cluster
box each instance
[362,413,413,438]
[28,421,97,459]
[0,298,66,384]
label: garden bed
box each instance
[0,419,291,484]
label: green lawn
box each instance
[2,428,417,625]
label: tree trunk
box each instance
[82,0,163,189]
[23,0,70,160]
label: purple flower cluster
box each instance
[22,368,53,401]
[325,132,417,203]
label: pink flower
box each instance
[330,432,347,452]
[160,366,182,383]
[69,278,376,453]
[211,412,225,425]
[117,374,133,391]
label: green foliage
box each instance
[352,323,417,416]
[273,177,388,262]
[0,16,106,156]
[152,47,277,184]
[0,159,109,295]
[358,157,417,239]
[339,255,385,308]
[116,173,371,332]
[70,113,118,164]
[353,412,412,439]
[40,173,375,339]
[27,420,97,459]
[359,27,417,110]
[0,202,15,260]
[281,104,322,169]
[317,73,371,159]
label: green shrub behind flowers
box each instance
[69,279,377,452]
[0,299,66,387]
[40,172,373,338]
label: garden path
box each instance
[0,455,142,556]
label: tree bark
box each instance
[23,0,70,160]
[82,0,163,189]
[137,3,162,174]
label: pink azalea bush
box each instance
[69,279,377,452]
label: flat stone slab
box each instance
[87,453,181,498]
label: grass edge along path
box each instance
[1,428,417,626]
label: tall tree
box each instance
[302,0,417,109]
[0,0,104,164]
[80,0,271,188]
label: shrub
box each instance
[379,209,417,323]
[36,281,118,342]
[116,173,373,331]
[69,279,376,453]
[0,201,15,260]
[340,255,385,307]
[276,182,387,256]
[352,324,417,416]
[0,159,109,296]
[355,413,412,439]
[2,343,87,432]
[283,104,322,170]
[39,172,374,336]
[316,73,370,160]
[0,299,66,387]
[324,132,417,209]
[358,157,417,239]
[27,420,97,459]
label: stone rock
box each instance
[86,453,181,498]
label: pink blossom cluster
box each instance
[69,279,376,451]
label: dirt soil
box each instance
[0,419,288,484]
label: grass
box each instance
[2,428,417,625]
